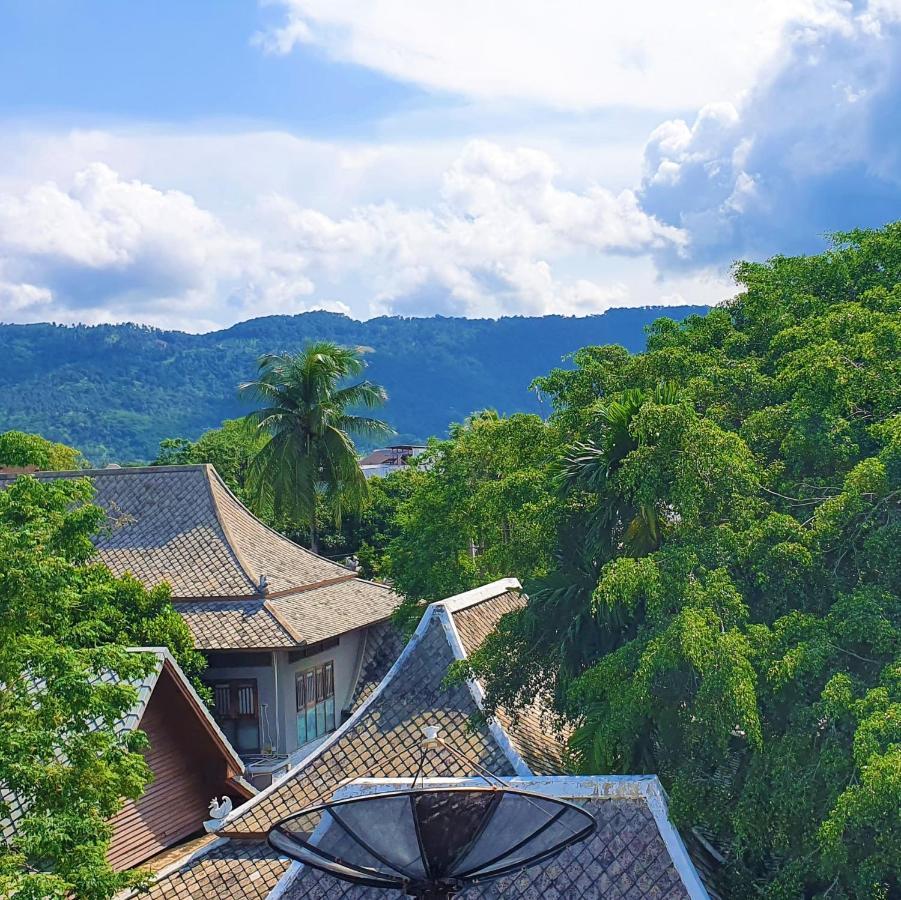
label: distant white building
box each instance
[359,444,427,478]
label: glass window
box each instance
[209,679,260,753]
[295,660,337,747]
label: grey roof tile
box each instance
[1,465,399,647]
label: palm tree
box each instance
[240,343,393,553]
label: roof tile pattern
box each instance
[59,467,254,597]
[138,840,289,900]
[206,472,351,593]
[451,591,567,775]
[268,578,400,647]
[224,612,516,836]
[348,619,407,710]
[2,466,399,647]
[284,797,689,899]
[173,600,295,650]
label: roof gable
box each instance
[220,582,529,837]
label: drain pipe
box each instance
[272,650,282,754]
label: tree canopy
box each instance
[452,226,900,898]
[0,476,204,899]
[0,431,84,471]
[389,410,559,627]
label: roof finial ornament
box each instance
[204,795,233,832]
[257,574,269,596]
[422,724,441,749]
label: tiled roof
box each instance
[1,465,399,647]
[132,580,710,900]
[136,838,289,900]
[448,588,568,775]
[173,600,295,650]
[221,597,519,837]
[267,578,400,647]
[347,619,407,710]
[276,777,706,900]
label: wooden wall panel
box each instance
[107,668,240,871]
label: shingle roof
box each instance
[347,619,407,710]
[0,465,399,648]
[172,600,296,650]
[131,580,709,900]
[219,588,523,837]
[275,776,707,899]
[136,837,290,900]
[447,587,568,775]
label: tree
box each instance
[389,411,559,629]
[456,225,901,898]
[0,476,204,899]
[239,344,392,553]
[0,431,84,471]
[153,419,268,507]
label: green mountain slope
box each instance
[0,307,707,463]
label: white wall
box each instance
[275,627,365,755]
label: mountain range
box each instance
[0,306,708,463]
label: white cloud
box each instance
[255,0,841,110]
[0,163,322,330]
[638,0,901,266]
[0,138,700,328]
[263,140,686,317]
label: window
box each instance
[296,661,335,747]
[211,679,260,753]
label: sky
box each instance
[0,0,899,331]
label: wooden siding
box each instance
[107,667,243,871]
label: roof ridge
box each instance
[436,601,531,777]
[0,464,210,479]
[203,464,351,581]
[219,581,530,834]
[200,465,261,595]
[219,599,442,833]
[438,577,522,613]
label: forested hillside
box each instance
[0,307,702,464]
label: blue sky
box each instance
[0,0,898,330]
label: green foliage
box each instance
[0,308,700,463]
[390,411,559,630]
[454,225,901,897]
[240,343,392,552]
[0,431,84,470]
[0,476,204,899]
[154,418,268,506]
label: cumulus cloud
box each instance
[254,0,831,110]
[0,142,693,328]
[0,163,322,330]
[639,0,901,267]
[264,141,685,317]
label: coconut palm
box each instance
[240,343,393,552]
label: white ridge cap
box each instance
[438,577,522,613]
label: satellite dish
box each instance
[268,785,596,899]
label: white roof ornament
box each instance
[257,574,269,596]
[422,725,441,749]
[204,796,233,832]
